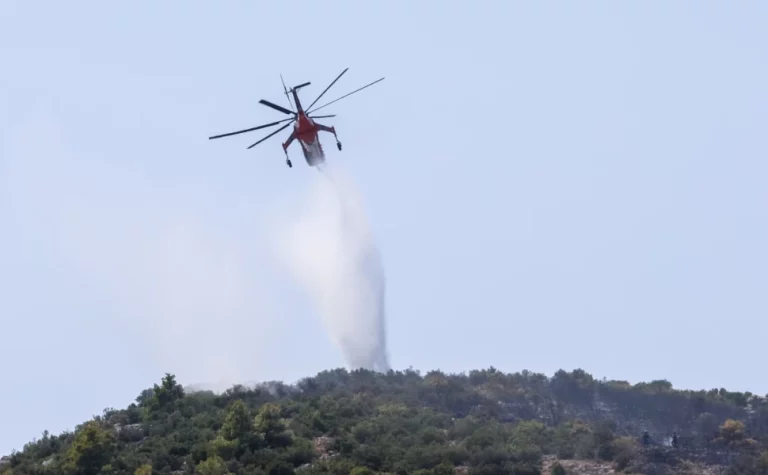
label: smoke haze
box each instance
[274,164,390,372]
[1,125,281,391]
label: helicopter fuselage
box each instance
[281,90,339,168]
[292,113,325,167]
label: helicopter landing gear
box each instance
[331,128,342,151]
[284,150,292,168]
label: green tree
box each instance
[195,455,229,475]
[433,461,455,475]
[612,437,639,470]
[221,400,253,441]
[720,419,746,444]
[210,435,238,460]
[553,421,590,459]
[267,460,295,475]
[592,420,616,461]
[285,438,314,466]
[255,404,292,449]
[134,464,152,475]
[62,421,115,475]
[147,373,185,414]
[512,420,552,453]
[756,451,768,475]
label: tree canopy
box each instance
[3,367,768,475]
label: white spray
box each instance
[275,163,390,372]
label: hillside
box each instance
[3,368,768,475]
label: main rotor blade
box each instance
[308,77,385,114]
[280,74,295,111]
[259,99,295,115]
[247,121,294,149]
[309,114,336,119]
[208,118,294,140]
[306,68,348,112]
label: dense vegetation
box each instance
[3,368,768,475]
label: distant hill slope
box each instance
[3,368,768,475]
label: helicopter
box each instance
[209,68,384,168]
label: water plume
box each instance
[275,163,390,372]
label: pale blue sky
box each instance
[1,0,767,455]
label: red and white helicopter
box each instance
[209,68,384,168]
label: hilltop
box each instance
[3,368,768,475]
